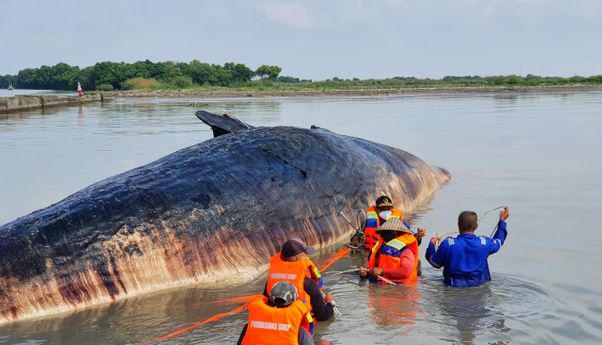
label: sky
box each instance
[0,0,601,79]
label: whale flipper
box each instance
[195,110,253,137]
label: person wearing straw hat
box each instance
[238,281,330,345]
[425,207,510,287]
[362,195,426,251]
[359,218,421,284]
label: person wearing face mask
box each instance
[263,239,335,324]
[362,195,426,251]
[359,218,420,284]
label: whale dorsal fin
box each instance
[195,110,254,137]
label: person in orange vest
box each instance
[238,281,330,345]
[359,218,421,284]
[362,195,426,251]
[263,239,336,322]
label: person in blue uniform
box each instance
[425,207,509,287]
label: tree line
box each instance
[0,60,283,91]
[1,60,601,91]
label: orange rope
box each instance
[203,294,259,305]
[319,246,349,272]
[157,246,350,340]
[157,302,251,341]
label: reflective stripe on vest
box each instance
[305,309,314,335]
[367,233,419,284]
[363,207,381,250]
[366,210,379,228]
[308,265,323,289]
[242,297,308,345]
[363,206,403,250]
[381,238,407,257]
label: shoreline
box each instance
[111,84,602,98]
[2,84,601,113]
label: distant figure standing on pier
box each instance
[76,82,84,96]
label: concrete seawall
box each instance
[0,93,112,113]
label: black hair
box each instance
[458,211,478,232]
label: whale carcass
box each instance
[0,111,450,324]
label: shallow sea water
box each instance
[1,92,601,344]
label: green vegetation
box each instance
[167,76,195,89]
[0,60,260,91]
[183,74,602,93]
[121,78,161,90]
[0,60,601,92]
[255,65,283,80]
[95,84,114,91]
[279,74,602,90]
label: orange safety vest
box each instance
[242,297,312,345]
[266,254,320,334]
[266,254,322,301]
[364,206,403,250]
[367,232,419,284]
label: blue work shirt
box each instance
[425,220,507,287]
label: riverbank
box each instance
[2,84,601,113]
[111,84,602,98]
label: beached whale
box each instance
[0,111,450,324]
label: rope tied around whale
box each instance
[339,209,367,249]
[155,245,351,341]
[155,207,370,340]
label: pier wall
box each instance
[0,94,105,113]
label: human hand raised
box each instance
[430,235,441,247]
[499,206,510,221]
[415,228,426,240]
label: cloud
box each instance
[264,2,312,29]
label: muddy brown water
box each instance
[1,93,602,344]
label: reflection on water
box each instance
[366,284,421,327]
[430,282,509,344]
[2,93,602,344]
